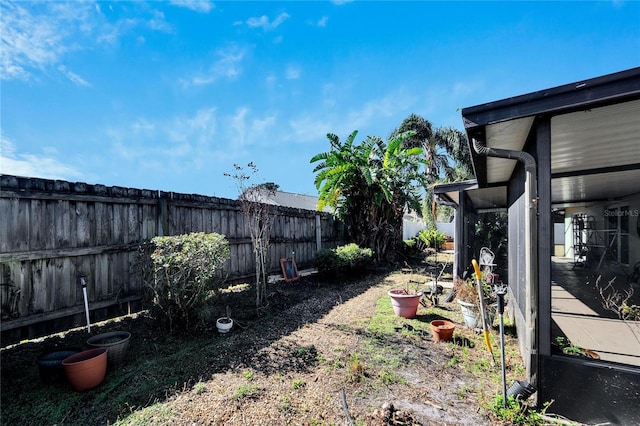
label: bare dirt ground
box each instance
[1,266,523,425]
[131,272,515,425]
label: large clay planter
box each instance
[62,348,108,392]
[87,331,131,367]
[388,290,423,319]
[430,320,455,342]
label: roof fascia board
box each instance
[432,179,478,194]
[462,67,640,130]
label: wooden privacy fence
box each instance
[0,175,341,344]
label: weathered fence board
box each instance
[0,175,341,343]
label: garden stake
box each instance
[495,283,508,408]
[472,259,494,364]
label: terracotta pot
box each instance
[430,320,455,342]
[62,348,108,392]
[87,331,131,367]
[581,349,600,359]
[388,290,423,319]
[216,317,234,334]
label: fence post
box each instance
[157,193,168,237]
[316,214,322,252]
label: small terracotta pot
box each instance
[62,348,108,392]
[430,320,455,342]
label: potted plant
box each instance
[553,336,600,359]
[443,236,454,251]
[388,280,423,319]
[430,319,455,342]
[454,277,498,329]
[37,347,81,384]
[86,331,131,368]
[216,306,234,334]
[62,348,108,392]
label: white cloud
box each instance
[317,16,328,27]
[227,107,277,148]
[107,106,277,174]
[289,115,333,143]
[288,88,417,144]
[1,2,67,80]
[246,12,290,31]
[266,73,277,88]
[0,136,84,180]
[170,107,217,145]
[0,1,173,81]
[181,44,246,87]
[148,10,173,33]
[170,0,214,13]
[58,65,91,87]
[286,65,300,80]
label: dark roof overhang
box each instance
[460,67,640,207]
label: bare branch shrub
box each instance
[595,276,639,322]
[225,163,275,309]
[595,276,640,343]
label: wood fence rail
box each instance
[0,175,341,344]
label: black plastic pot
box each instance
[507,380,536,401]
[37,348,81,384]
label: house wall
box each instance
[553,223,565,257]
[0,175,342,345]
[507,170,530,366]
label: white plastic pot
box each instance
[216,317,233,334]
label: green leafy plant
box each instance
[310,130,427,262]
[143,232,230,332]
[555,336,582,355]
[193,382,207,395]
[314,243,373,278]
[347,352,366,383]
[232,383,262,400]
[291,379,306,389]
[416,228,446,251]
[487,395,551,425]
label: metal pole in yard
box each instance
[81,276,91,333]
[496,284,508,407]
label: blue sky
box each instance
[2,1,639,200]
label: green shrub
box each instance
[416,228,446,251]
[144,232,230,332]
[400,238,423,258]
[314,243,373,278]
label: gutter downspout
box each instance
[472,138,539,392]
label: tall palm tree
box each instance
[390,114,473,222]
